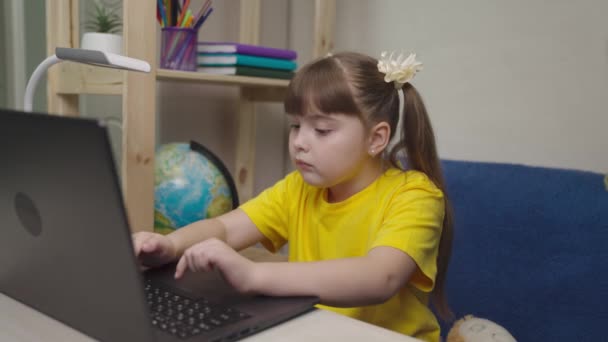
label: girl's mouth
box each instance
[295,160,313,170]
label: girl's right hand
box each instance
[132,231,178,268]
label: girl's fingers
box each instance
[186,252,197,273]
[174,255,187,279]
[201,256,212,272]
[133,234,159,256]
[132,234,148,256]
[142,238,157,253]
[196,246,215,272]
[174,242,221,278]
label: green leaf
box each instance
[84,1,122,33]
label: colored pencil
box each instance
[177,0,190,26]
[194,7,213,30]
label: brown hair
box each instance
[285,52,454,320]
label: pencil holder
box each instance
[160,27,197,71]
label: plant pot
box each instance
[81,32,122,54]
[80,32,124,84]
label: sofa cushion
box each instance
[439,160,608,341]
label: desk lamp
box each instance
[24,47,151,112]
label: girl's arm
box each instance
[167,208,265,257]
[251,246,417,307]
[174,239,417,308]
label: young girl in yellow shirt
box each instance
[133,51,453,341]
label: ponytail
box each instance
[390,84,454,321]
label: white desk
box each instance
[0,292,419,341]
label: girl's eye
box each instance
[290,124,300,130]
[315,129,331,136]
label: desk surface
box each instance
[0,293,418,342]
[0,248,419,341]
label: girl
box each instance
[133,51,453,341]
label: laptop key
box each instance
[198,323,213,332]
[206,318,223,327]
[144,280,251,338]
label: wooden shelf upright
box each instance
[45,0,335,232]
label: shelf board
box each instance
[156,69,290,88]
[54,68,289,102]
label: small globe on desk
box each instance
[154,141,238,235]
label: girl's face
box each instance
[288,112,374,191]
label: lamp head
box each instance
[56,47,151,73]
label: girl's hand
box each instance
[132,231,178,268]
[174,238,258,294]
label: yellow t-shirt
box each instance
[240,168,445,341]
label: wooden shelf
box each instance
[157,69,289,101]
[156,69,289,88]
[46,0,335,232]
[55,67,290,100]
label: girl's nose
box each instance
[292,131,310,152]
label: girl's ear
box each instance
[368,121,390,157]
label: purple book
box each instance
[197,42,297,60]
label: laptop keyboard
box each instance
[144,279,251,339]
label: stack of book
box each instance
[197,42,297,79]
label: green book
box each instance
[197,53,297,71]
[197,66,294,80]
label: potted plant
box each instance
[81,1,123,54]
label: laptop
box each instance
[0,109,318,342]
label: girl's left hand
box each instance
[174,238,258,294]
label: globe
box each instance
[154,141,238,235]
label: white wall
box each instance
[291,0,608,173]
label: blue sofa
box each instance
[440,160,608,341]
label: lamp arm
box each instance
[24,54,61,112]
[24,48,149,113]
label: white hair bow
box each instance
[377,51,423,89]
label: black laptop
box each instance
[0,109,317,342]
